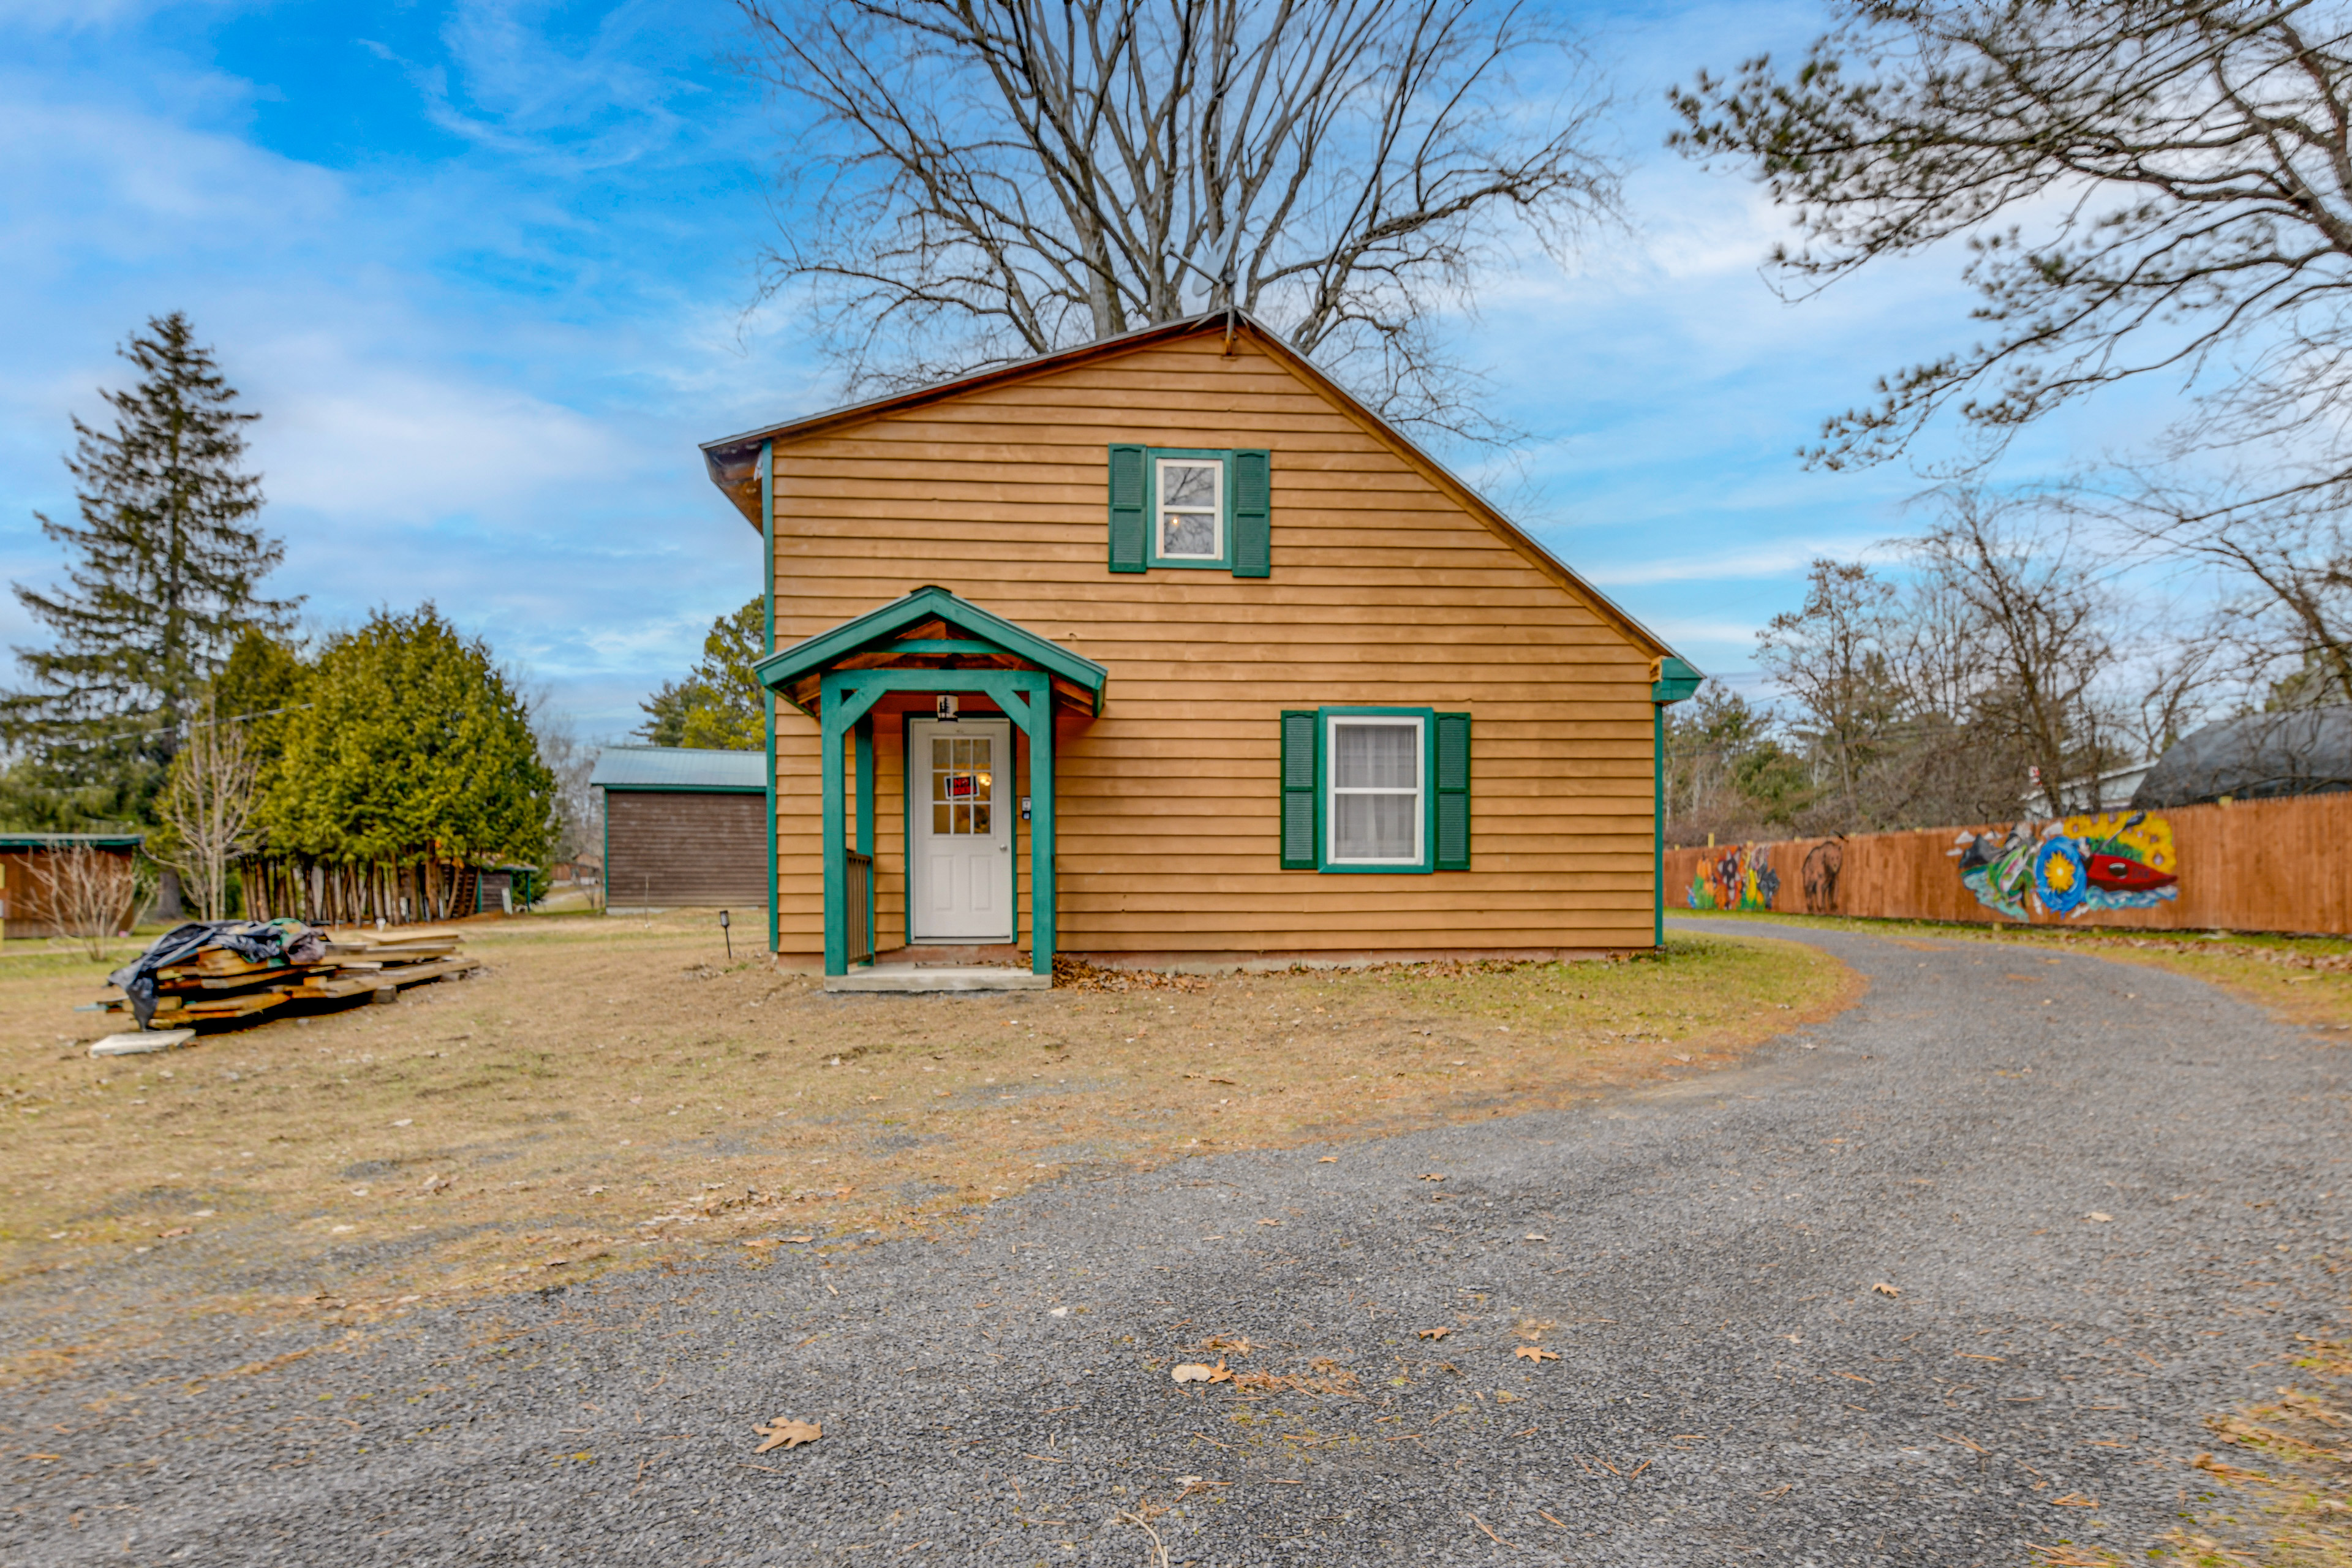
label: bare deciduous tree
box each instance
[46,846,141,960]
[739,0,1621,441]
[1755,559,1905,826]
[157,697,258,920]
[1907,492,2121,817]
[1671,2,2352,483]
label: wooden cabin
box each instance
[699,314,1697,980]
[590,746,769,911]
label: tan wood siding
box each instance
[769,334,1657,957]
[606,791,768,910]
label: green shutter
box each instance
[1280,709,1317,869]
[1231,448,1271,578]
[1434,711,1471,870]
[1107,443,1148,573]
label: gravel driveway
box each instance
[6,922,2346,1566]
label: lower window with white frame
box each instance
[1327,712,1423,866]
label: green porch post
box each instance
[1649,656,1702,949]
[1026,674,1055,976]
[762,441,777,957]
[855,714,875,962]
[820,696,848,976]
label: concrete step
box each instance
[822,965,1050,993]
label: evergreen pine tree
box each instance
[6,312,300,823]
[633,596,766,750]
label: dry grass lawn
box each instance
[0,912,1850,1336]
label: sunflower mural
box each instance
[1950,810,2178,921]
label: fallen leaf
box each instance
[1257,1218,1280,1227]
[1872,1282,1900,1297]
[2048,1493,2098,1508]
[1417,1327,1452,1340]
[1515,1346,1559,1363]
[1419,1173,1446,1182]
[157,1227,192,1239]
[1316,1156,1337,1163]
[1523,1233,1549,1243]
[1494,1390,1518,1403]
[1170,1359,1233,1384]
[2086,1212,2113,1223]
[753,1417,822,1453]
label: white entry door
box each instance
[908,717,1014,942]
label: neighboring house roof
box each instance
[2133,706,2352,808]
[698,311,1682,665]
[589,747,768,793]
[0,833,143,850]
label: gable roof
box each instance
[589,746,767,792]
[701,312,1682,663]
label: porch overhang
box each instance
[756,584,1106,718]
[764,586,1104,980]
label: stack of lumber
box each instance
[104,925,479,1024]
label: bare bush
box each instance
[45,846,141,960]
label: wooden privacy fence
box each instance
[1664,791,2352,935]
[238,858,494,927]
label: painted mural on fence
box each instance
[1950,811,2179,921]
[1686,843,1780,911]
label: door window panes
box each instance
[931,734,994,836]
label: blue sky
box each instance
[0,0,2180,741]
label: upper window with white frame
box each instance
[1156,456,1223,563]
[1327,712,1423,867]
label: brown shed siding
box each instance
[769,333,1657,960]
[0,846,140,940]
[606,791,768,909]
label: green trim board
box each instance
[900,711,1020,949]
[1144,448,1234,570]
[593,782,766,795]
[0,834,143,850]
[1649,655,1702,948]
[763,440,778,956]
[757,584,1107,717]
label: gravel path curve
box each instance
[6,922,2348,1566]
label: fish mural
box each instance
[1950,810,2179,921]
[1686,843,1780,911]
